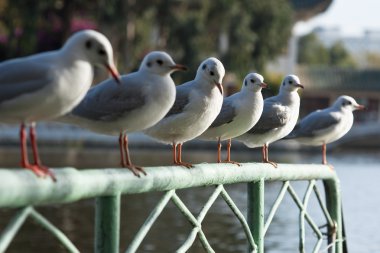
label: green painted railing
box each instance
[0,163,343,253]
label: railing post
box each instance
[324,178,343,253]
[95,194,121,253]
[247,179,265,253]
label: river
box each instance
[0,146,379,253]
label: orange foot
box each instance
[124,164,147,177]
[222,160,242,166]
[175,161,193,169]
[23,163,57,182]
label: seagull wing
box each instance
[247,99,291,134]
[209,99,236,128]
[164,84,190,117]
[290,110,341,138]
[0,57,54,104]
[71,75,146,122]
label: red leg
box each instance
[29,124,56,181]
[122,134,146,177]
[217,137,222,163]
[119,133,126,167]
[322,143,334,170]
[172,143,177,164]
[175,143,193,168]
[263,143,277,168]
[223,139,241,166]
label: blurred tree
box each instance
[298,32,356,68]
[366,52,380,69]
[297,32,329,65]
[0,0,295,79]
[329,41,356,68]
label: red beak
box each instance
[296,83,304,89]
[170,64,188,71]
[215,81,223,95]
[355,104,366,110]
[260,82,268,88]
[106,64,121,84]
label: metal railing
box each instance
[0,163,342,253]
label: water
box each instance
[0,146,379,253]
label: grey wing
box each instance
[71,78,145,122]
[209,99,236,128]
[0,59,53,104]
[247,101,290,134]
[165,85,190,117]
[292,111,341,138]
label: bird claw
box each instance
[263,160,278,168]
[175,162,193,169]
[22,163,57,182]
[124,164,147,177]
[222,160,241,166]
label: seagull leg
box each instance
[263,144,277,168]
[223,139,241,166]
[122,134,146,177]
[217,137,222,163]
[172,143,177,164]
[175,143,193,168]
[29,124,56,181]
[119,133,127,167]
[322,143,334,170]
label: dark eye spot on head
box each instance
[282,81,285,86]
[244,80,247,86]
[98,49,106,56]
[85,40,92,49]
[210,71,214,76]
[156,59,163,65]
[202,64,206,70]
[147,62,152,67]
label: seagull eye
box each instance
[98,49,106,56]
[210,71,215,76]
[85,40,92,49]
[289,80,293,84]
[250,79,255,83]
[156,59,163,65]
[347,101,352,105]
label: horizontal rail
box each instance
[0,163,337,207]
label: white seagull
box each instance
[236,74,304,167]
[58,51,186,176]
[285,95,364,166]
[0,29,120,180]
[198,73,267,165]
[144,57,225,168]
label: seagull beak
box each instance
[355,104,366,110]
[215,81,223,95]
[170,64,188,71]
[296,83,304,89]
[260,82,268,88]
[106,64,121,84]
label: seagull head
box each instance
[280,74,304,93]
[196,57,225,95]
[63,29,121,84]
[334,95,365,112]
[242,73,267,92]
[140,51,187,75]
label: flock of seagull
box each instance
[0,29,365,181]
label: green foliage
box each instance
[0,0,295,80]
[297,32,356,68]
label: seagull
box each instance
[236,74,304,167]
[58,51,187,176]
[285,95,365,166]
[197,73,267,165]
[0,29,120,181]
[144,57,225,168]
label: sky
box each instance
[293,0,380,37]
